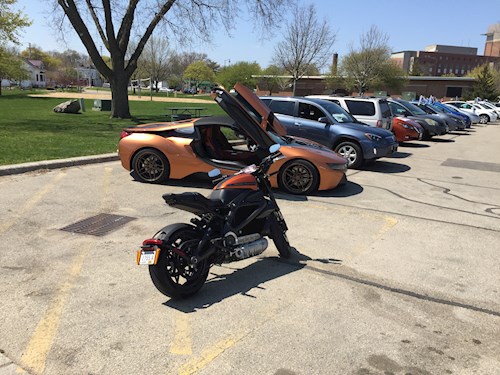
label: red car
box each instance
[392,116,423,143]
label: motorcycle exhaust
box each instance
[233,238,268,260]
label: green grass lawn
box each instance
[0,89,225,165]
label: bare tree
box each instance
[55,0,291,118]
[136,36,171,91]
[340,25,406,95]
[273,4,336,95]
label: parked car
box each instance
[443,101,495,124]
[391,117,423,143]
[118,84,348,195]
[259,96,398,168]
[411,102,466,131]
[306,95,393,131]
[430,101,471,128]
[475,101,500,118]
[387,99,448,140]
[441,102,480,124]
[455,101,498,124]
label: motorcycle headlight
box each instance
[424,118,438,126]
[365,133,382,141]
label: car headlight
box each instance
[327,162,348,170]
[365,133,382,141]
[424,118,438,126]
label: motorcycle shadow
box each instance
[163,248,338,312]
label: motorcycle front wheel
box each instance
[149,224,209,299]
[269,212,291,259]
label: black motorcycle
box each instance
[136,144,292,299]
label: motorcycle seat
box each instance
[162,192,223,215]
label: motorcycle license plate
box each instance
[136,248,160,265]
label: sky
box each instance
[12,0,500,71]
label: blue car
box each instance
[429,101,471,128]
[259,96,398,168]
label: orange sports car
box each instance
[118,83,348,195]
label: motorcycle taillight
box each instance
[143,239,162,246]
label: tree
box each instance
[273,4,336,95]
[464,64,499,101]
[55,0,291,118]
[0,0,31,44]
[0,45,29,95]
[136,36,171,91]
[183,61,215,91]
[260,65,289,95]
[216,61,261,89]
[340,25,407,95]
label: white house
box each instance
[75,66,103,87]
[21,59,46,88]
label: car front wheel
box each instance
[131,148,170,183]
[335,141,363,169]
[278,159,319,195]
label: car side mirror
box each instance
[318,117,330,124]
[269,144,281,153]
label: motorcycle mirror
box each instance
[269,144,280,153]
[208,168,221,178]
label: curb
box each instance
[0,153,120,177]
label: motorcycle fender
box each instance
[138,223,196,266]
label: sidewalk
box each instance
[0,153,119,177]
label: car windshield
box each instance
[428,104,446,113]
[400,101,427,115]
[317,100,357,123]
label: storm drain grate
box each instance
[60,213,136,236]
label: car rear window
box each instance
[269,100,295,116]
[345,100,375,116]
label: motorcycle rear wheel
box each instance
[149,224,209,299]
[269,212,291,259]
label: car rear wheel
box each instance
[335,141,363,169]
[131,148,170,183]
[278,159,319,195]
[479,114,489,124]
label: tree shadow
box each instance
[163,248,342,312]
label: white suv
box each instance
[307,95,393,130]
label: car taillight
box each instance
[121,130,131,139]
[376,120,382,127]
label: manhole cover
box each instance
[60,213,136,236]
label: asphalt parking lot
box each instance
[1,122,499,375]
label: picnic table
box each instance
[166,107,207,120]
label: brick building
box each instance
[391,24,500,76]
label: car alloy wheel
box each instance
[479,114,489,124]
[279,159,319,195]
[335,141,363,169]
[132,148,170,183]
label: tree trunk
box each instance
[110,73,131,118]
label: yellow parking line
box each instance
[170,312,192,355]
[177,332,247,375]
[18,167,113,373]
[0,172,65,235]
[19,245,91,374]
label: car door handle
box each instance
[294,122,302,126]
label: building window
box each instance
[444,68,447,74]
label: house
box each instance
[21,59,46,88]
